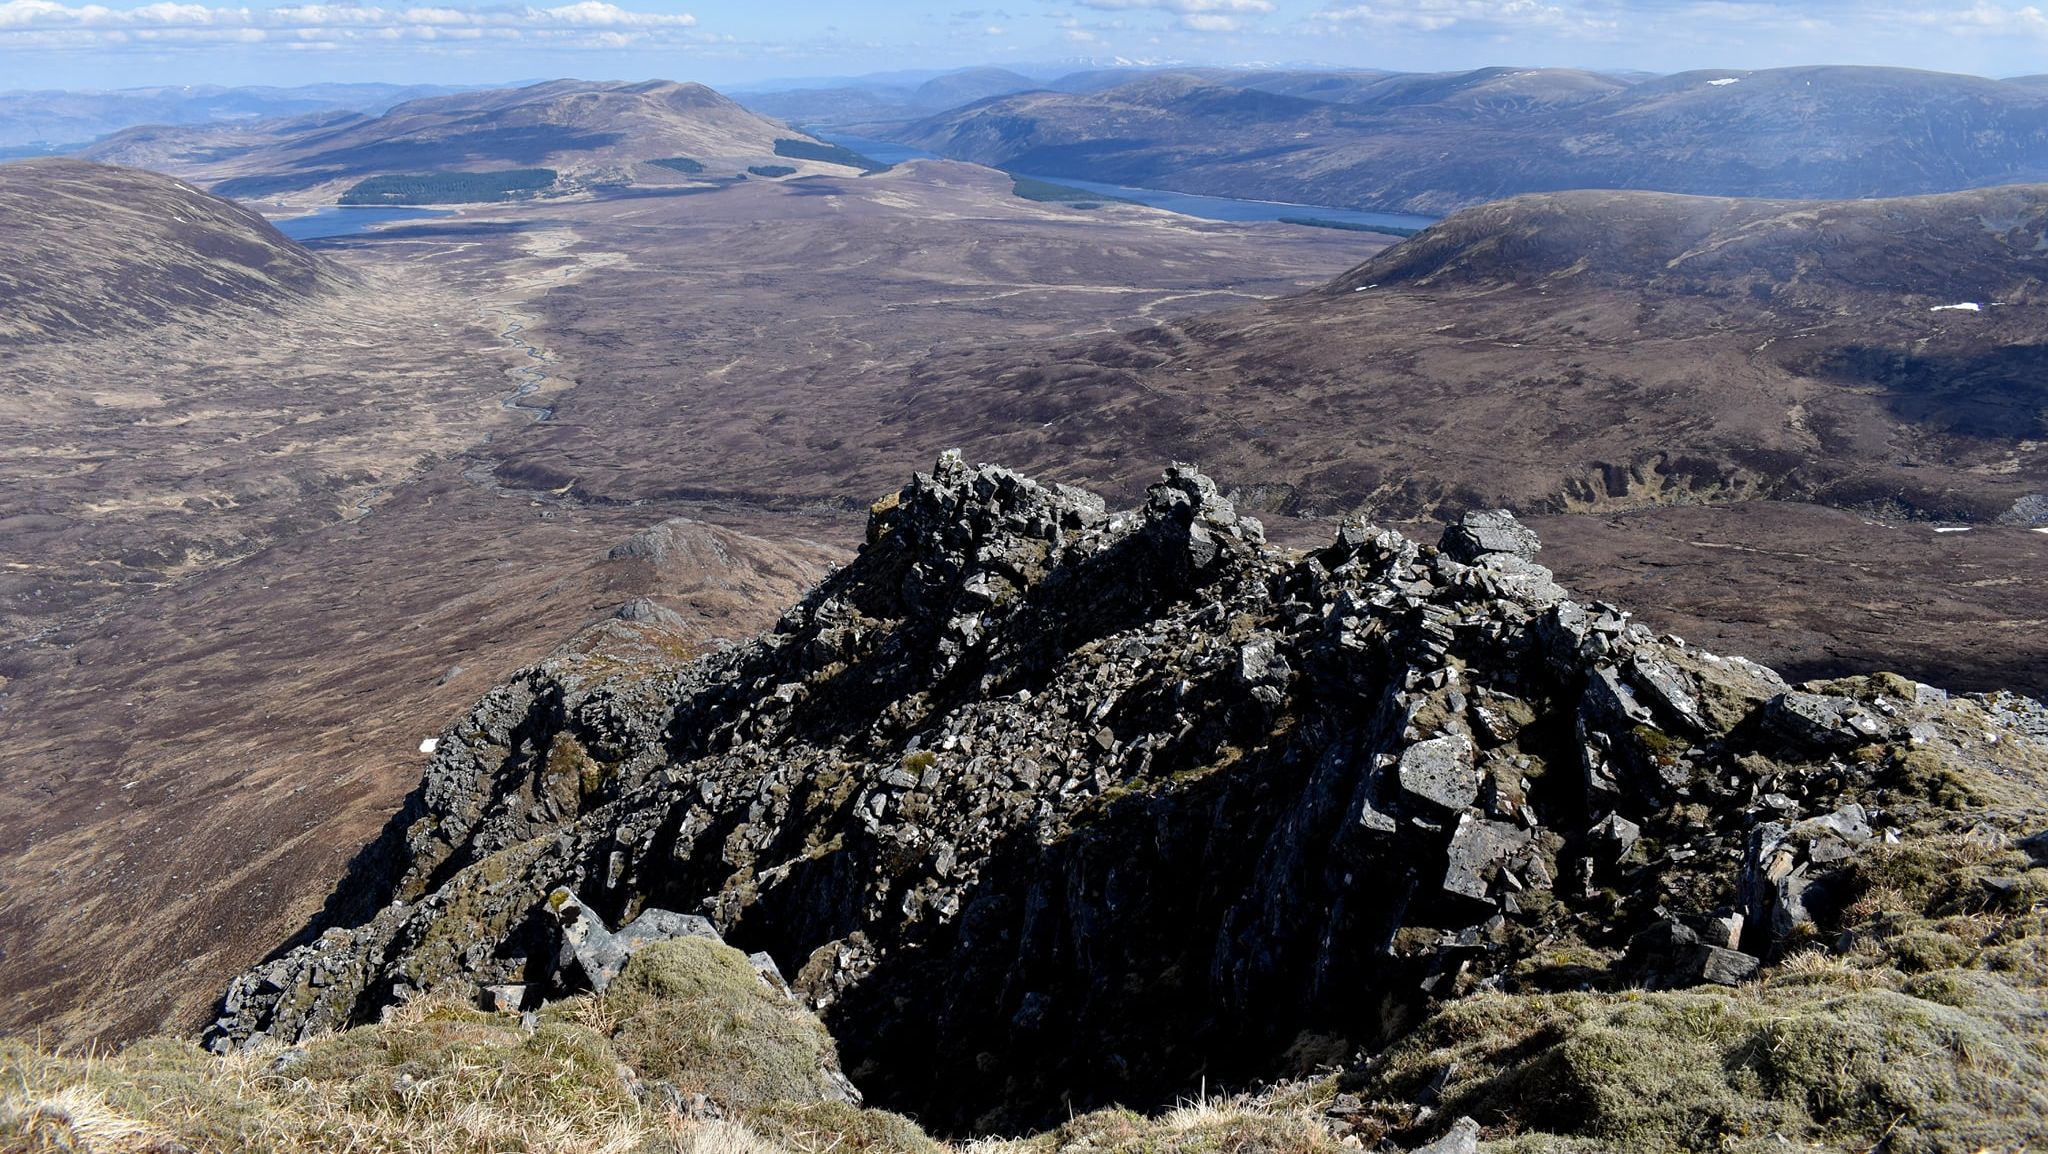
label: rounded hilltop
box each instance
[0,158,345,342]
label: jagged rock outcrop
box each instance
[205,454,2048,1133]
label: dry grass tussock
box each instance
[0,1036,843,1154]
[1,1029,655,1154]
[1011,1101,1344,1154]
[0,940,956,1154]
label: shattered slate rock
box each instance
[1763,692,1888,753]
[551,888,721,994]
[1589,813,1642,863]
[1399,733,1481,812]
[1739,803,1874,947]
[481,983,526,1012]
[1443,813,1531,901]
[202,456,2048,1131]
[1699,910,1744,950]
[1625,919,1760,988]
[1696,945,1760,986]
[1440,510,1541,563]
[1413,1116,1481,1154]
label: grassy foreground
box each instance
[8,734,2046,1153]
[11,846,2046,1154]
[0,933,1343,1154]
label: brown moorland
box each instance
[6,151,2048,1055]
[0,157,1394,1040]
[493,180,2048,693]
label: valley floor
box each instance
[3,157,2046,1053]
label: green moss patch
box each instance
[1360,975,2048,1153]
[745,1100,945,1154]
[556,937,850,1111]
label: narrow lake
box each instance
[818,133,1440,233]
[271,206,452,241]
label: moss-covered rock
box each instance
[1361,970,2048,1153]
[554,936,855,1110]
[744,1099,947,1154]
[1022,1104,1345,1154]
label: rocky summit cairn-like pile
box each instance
[206,454,2048,1136]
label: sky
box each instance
[3,0,2047,91]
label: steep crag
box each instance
[206,457,2048,1138]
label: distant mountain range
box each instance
[75,79,868,204]
[736,64,1452,128]
[738,66,1045,128]
[871,65,2048,213]
[0,82,474,151]
[26,65,2048,215]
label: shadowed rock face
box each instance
[205,458,2048,1133]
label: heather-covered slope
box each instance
[888,185,2048,528]
[0,158,343,341]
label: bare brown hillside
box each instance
[0,159,345,341]
[81,79,848,204]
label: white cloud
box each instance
[540,2,693,27]
[1076,0,1274,33]
[1079,0,1274,9]
[1896,0,2048,32]
[0,0,699,48]
[1307,0,2048,43]
[1310,0,1590,32]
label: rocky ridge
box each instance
[206,456,2048,1137]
